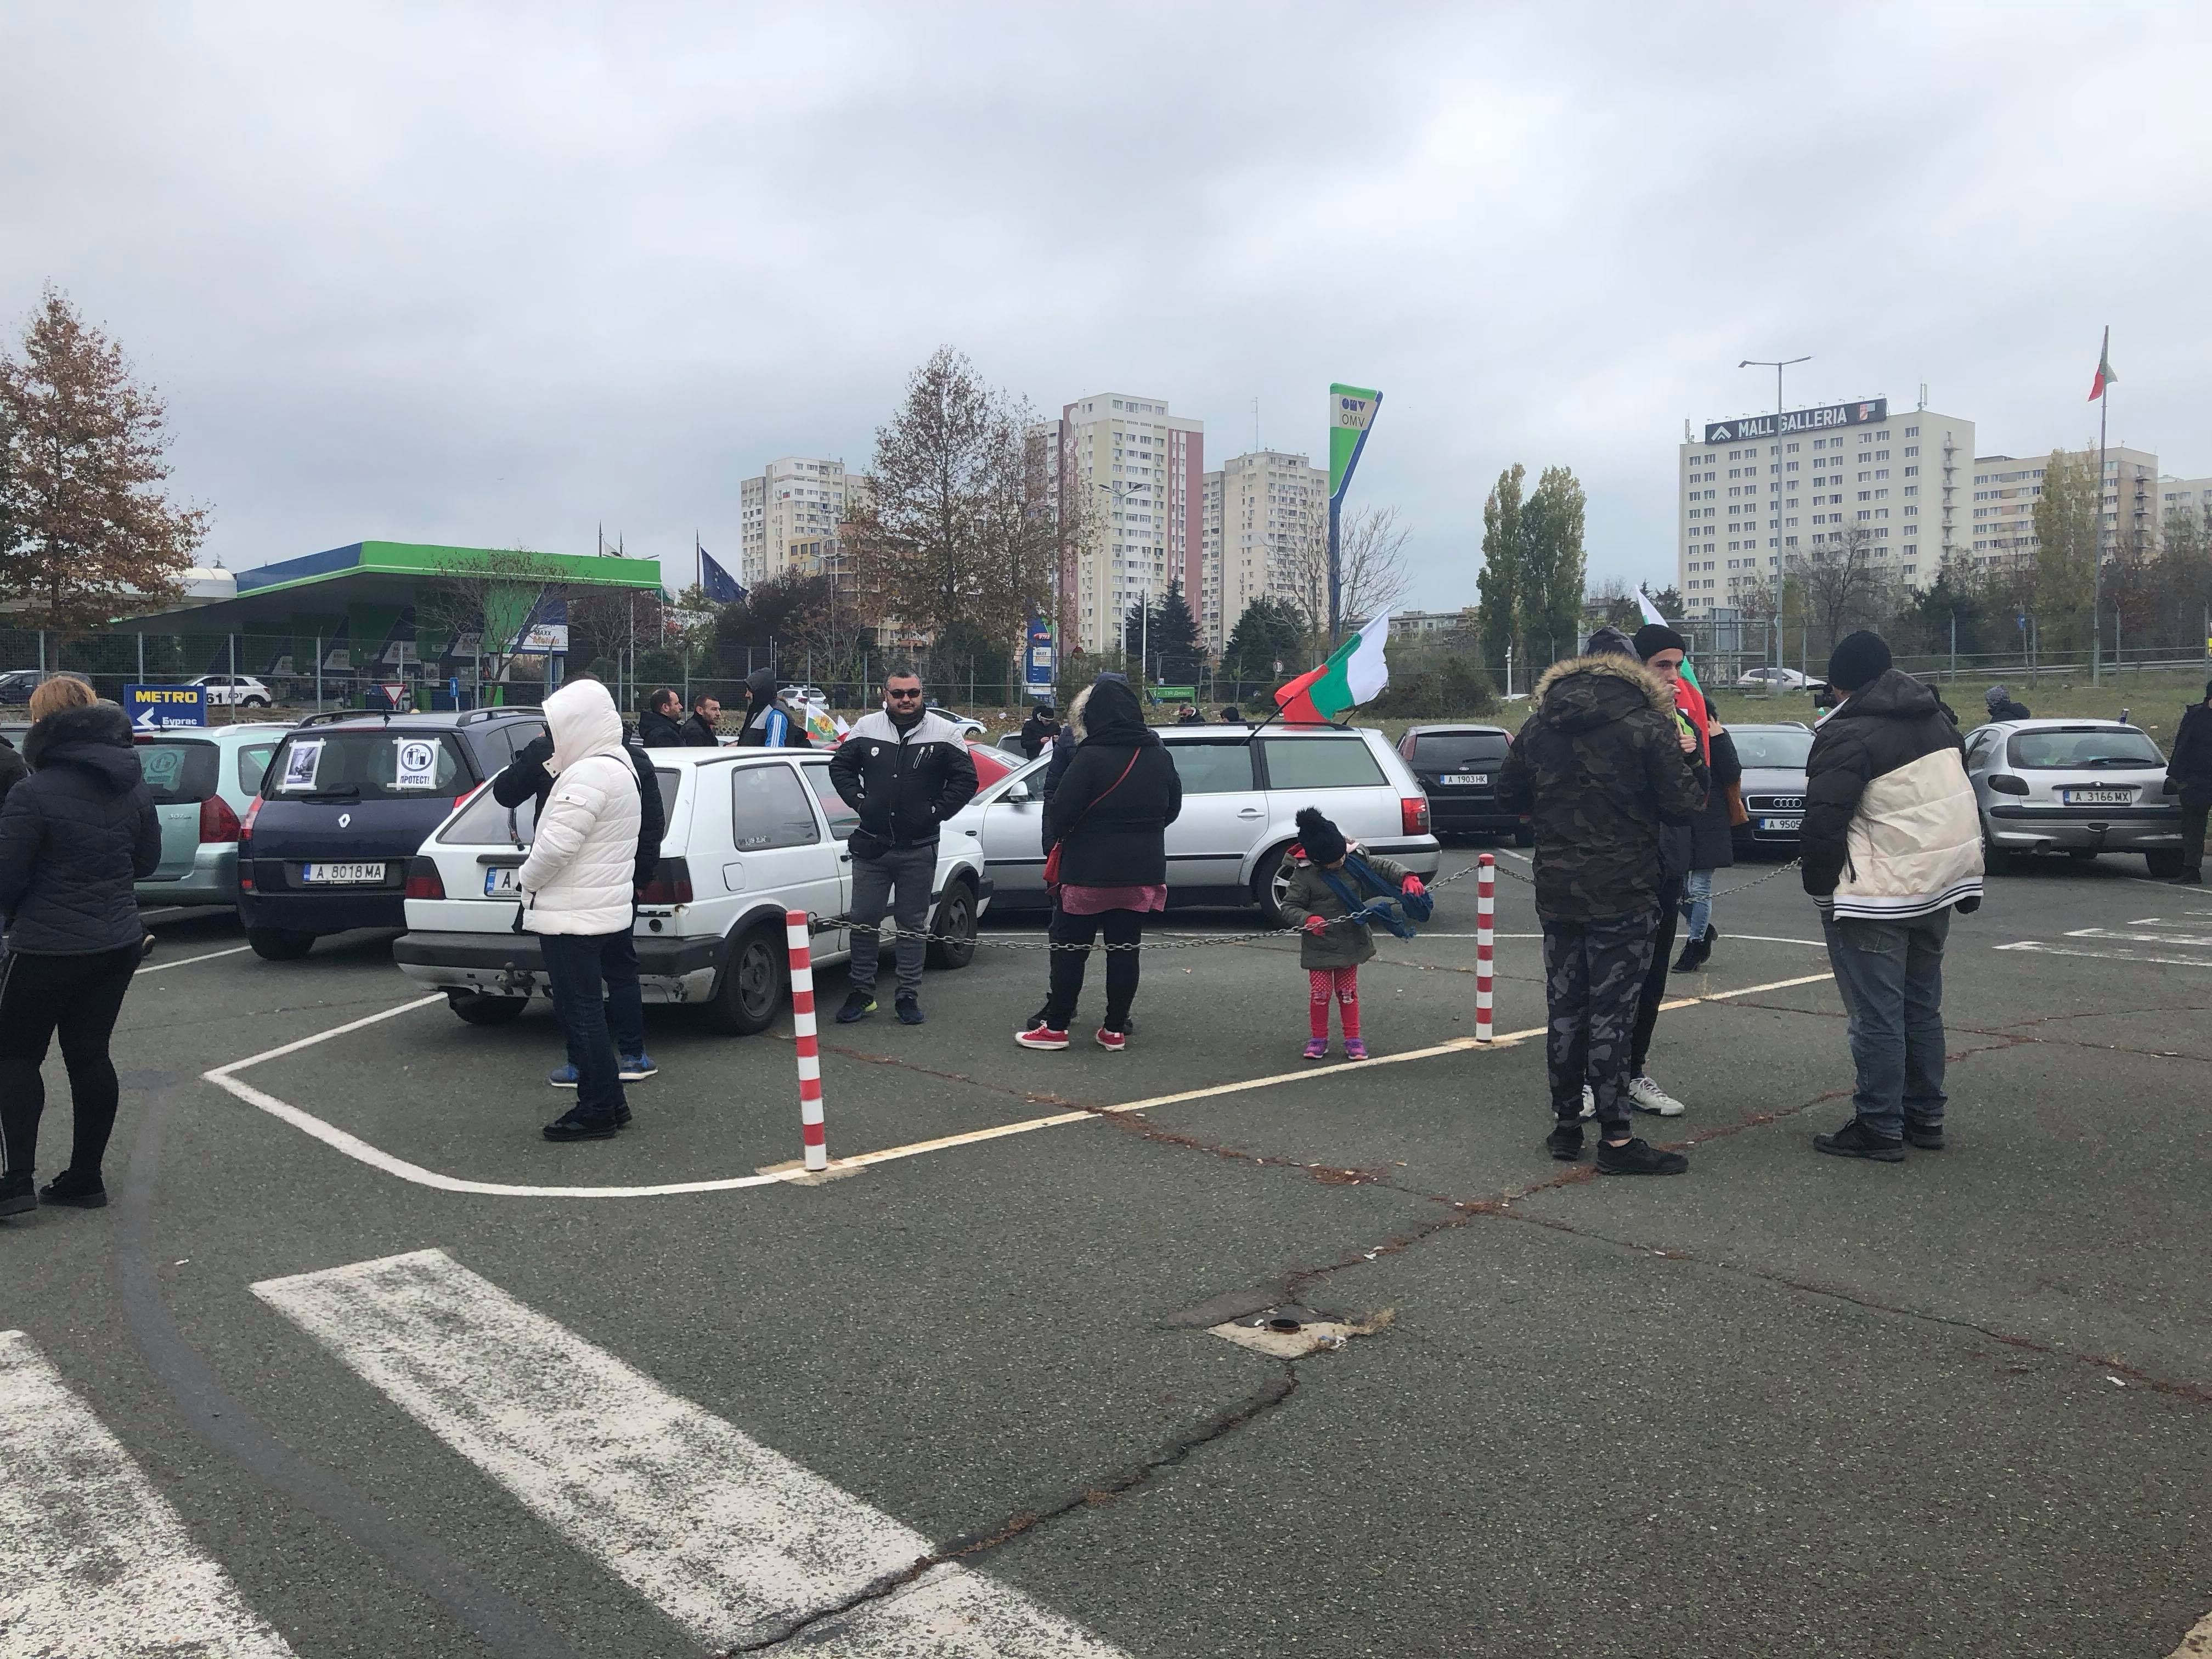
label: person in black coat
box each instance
[1984,684,2033,722]
[1018,702,1060,761]
[1017,677,1182,1050]
[734,669,813,748]
[0,735,26,811]
[0,681,162,1214]
[2168,680,2212,884]
[639,689,687,748]
[680,691,723,747]
[1671,724,1741,971]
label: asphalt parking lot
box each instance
[8,845,2212,1658]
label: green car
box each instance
[134,723,290,907]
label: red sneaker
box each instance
[1015,1022,1069,1051]
[1094,1028,1127,1052]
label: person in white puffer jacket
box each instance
[517,679,642,1142]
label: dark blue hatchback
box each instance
[238,708,548,959]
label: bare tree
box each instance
[1338,505,1412,630]
[414,545,577,689]
[1785,523,1889,647]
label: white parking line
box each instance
[141,944,254,973]
[253,1250,1125,1655]
[0,1330,299,1657]
[2065,927,2212,948]
[1995,940,2212,969]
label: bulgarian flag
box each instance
[1635,588,1702,692]
[1275,612,1391,723]
[2090,325,2118,400]
[1637,588,1709,761]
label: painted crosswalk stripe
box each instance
[0,1329,298,1658]
[252,1249,1126,1655]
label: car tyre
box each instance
[2146,849,2185,878]
[711,922,788,1035]
[1982,834,2011,877]
[247,927,316,961]
[2066,848,2098,862]
[926,877,978,969]
[447,990,527,1025]
[1252,843,1297,928]
[242,695,271,708]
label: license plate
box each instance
[302,862,385,884]
[482,867,521,896]
[1441,774,1489,787]
[1758,816,1802,832]
[2063,788,2134,805]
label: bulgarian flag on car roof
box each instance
[1275,612,1391,723]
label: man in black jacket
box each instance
[1018,701,1059,760]
[1497,628,1706,1174]
[2166,680,2212,885]
[680,692,722,747]
[639,689,686,748]
[827,669,978,1026]
[1984,684,2033,721]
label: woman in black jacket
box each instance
[1672,724,1742,971]
[0,678,161,1215]
[1017,678,1182,1051]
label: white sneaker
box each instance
[1578,1085,1595,1120]
[1629,1075,1686,1117]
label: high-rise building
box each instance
[1203,450,1329,649]
[1678,397,1974,613]
[2158,473,2212,535]
[1037,393,1205,654]
[738,458,867,587]
[1968,445,2168,573]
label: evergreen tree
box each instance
[1476,464,1527,675]
[1151,579,1203,684]
[1220,597,1307,700]
[1119,592,1158,668]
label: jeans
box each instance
[1630,877,1682,1075]
[539,931,629,1122]
[1678,868,1714,944]
[1821,907,1950,1139]
[0,944,140,1179]
[848,843,935,998]
[1542,907,1658,1132]
[1043,907,1143,1032]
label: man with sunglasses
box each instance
[827,669,978,1025]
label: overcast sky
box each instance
[6,2,2209,610]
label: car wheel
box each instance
[2146,849,2185,878]
[711,923,788,1035]
[243,695,271,708]
[447,989,527,1025]
[1982,834,2011,876]
[926,878,978,969]
[1252,843,1297,928]
[2066,848,2098,862]
[247,927,316,961]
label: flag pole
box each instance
[2094,330,2108,688]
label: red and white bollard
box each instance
[786,909,828,1172]
[1475,854,1495,1043]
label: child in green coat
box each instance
[1277,807,1426,1060]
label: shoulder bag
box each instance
[1042,750,1140,894]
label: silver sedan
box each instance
[1963,719,2182,876]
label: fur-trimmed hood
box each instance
[1530,652,1672,735]
[24,700,142,792]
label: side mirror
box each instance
[1005,781,1034,804]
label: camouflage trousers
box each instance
[1541,907,1660,1130]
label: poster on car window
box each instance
[394,737,439,790]
[280,740,323,790]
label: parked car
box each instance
[1736,667,1819,692]
[0,670,41,706]
[778,682,827,706]
[969,723,1440,924]
[1728,721,1816,854]
[395,746,992,1032]
[133,724,290,906]
[190,673,276,708]
[1394,724,1522,842]
[924,701,988,738]
[236,708,550,959]
[1965,719,2183,876]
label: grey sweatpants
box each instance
[847,842,934,998]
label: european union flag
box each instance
[698,545,747,605]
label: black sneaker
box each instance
[0,1173,35,1217]
[543,1110,620,1142]
[1545,1122,1585,1161]
[895,994,924,1026]
[613,1104,633,1130]
[836,990,877,1024]
[1595,1137,1689,1176]
[38,1168,107,1208]
[2168,872,2203,886]
[1901,1119,1944,1150]
[1814,1118,1906,1162]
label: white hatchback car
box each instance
[395,746,992,1032]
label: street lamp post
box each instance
[1740,356,1810,611]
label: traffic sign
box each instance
[125,684,207,730]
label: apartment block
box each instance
[1203,449,1329,648]
[1678,397,1973,614]
[1968,445,2168,572]
[1041,393,1205,654]
[2159,473,2212,533]
[738,457,866,587]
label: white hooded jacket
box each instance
[516,680,642,936]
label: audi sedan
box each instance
[1964,719,2182,876]
[1729,722,1815,854]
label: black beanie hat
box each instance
[1633,623,1688,661]
[1827,630,1892,691]
[1296,806,1347,866]
[1584,624,1638,659]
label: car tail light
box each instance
[1988,775,2029,796]
[404,857,446,900]
[636,855,693,906]
[1401,795,1431,836]
[198,793,241,843]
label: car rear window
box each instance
[137,740,219,804]
[268,731,472,799]
[2009,729,2164,769]
[236,743,278,795]
[1260,737,1386,792]
[1731,730,1815,769]
[439,765,675,845]
[1409,733,1508,769]
[1167,741,1257,794]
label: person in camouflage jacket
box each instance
[1496,632,1708,1175]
